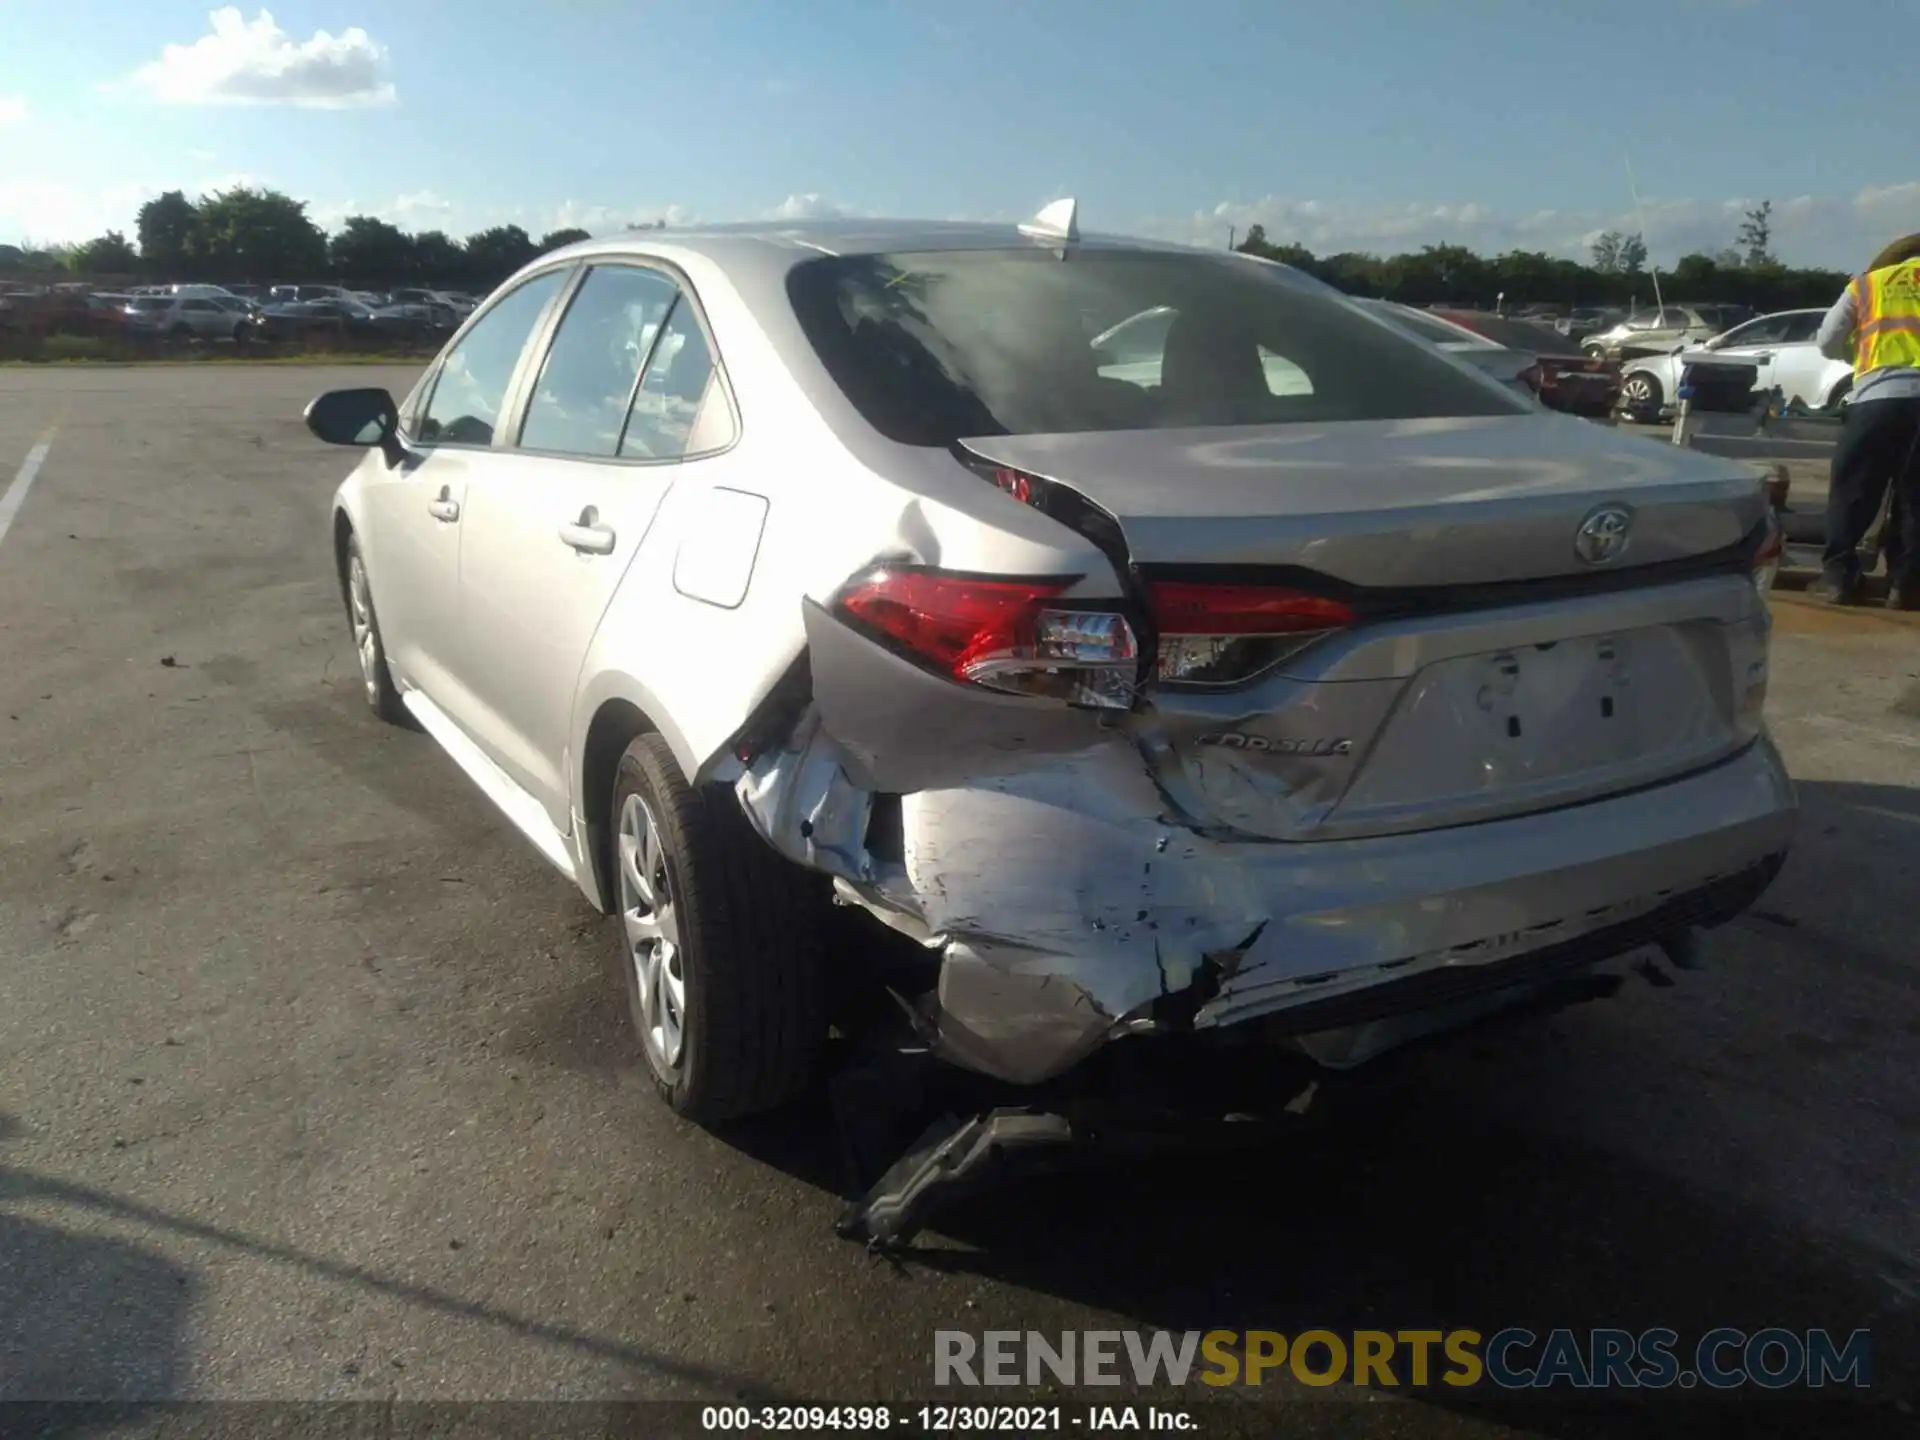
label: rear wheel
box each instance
[1620,371,1663,419]
[611,732,828,1123]
[1825,377,1852,413]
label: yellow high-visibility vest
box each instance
[1850,259,1920,375]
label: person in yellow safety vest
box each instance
[1812,232,1920,608]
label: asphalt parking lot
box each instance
[1,364,1917,1435]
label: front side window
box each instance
[519,265,679,458]
[1780,312,1823,344]
[1720,315,1790,348]
[419,269,568,446]
[789,249,1522,446]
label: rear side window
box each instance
[519,265,679,458]
[419,269,568,446]
[788,249,1523,445]
[621,298,732,460]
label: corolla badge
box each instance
[1574,504,1633,565]
[1197,733,1352,756]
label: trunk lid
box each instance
[946,415,1774,841]
[959,412,1766,584]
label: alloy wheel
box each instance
[347,555,380,704]
[618,792,686,1079]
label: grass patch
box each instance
[0,336,432,368]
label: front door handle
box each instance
[559,506,616,555]
[1753,351,1774,363]
[427,486,460,523]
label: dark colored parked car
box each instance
[1433,311,1623,418]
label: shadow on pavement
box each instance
[731,777,1920,1437]
[0,1113,193,1429]
[0,1112,801,1417]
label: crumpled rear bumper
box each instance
[738,720,1796,1086]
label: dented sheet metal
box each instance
[739,697,1797,1087]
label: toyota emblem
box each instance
[1574,504,1633,565]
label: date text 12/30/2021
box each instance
[701,1406,1195,1432]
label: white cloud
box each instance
[0,96,27,125]
[1136,184,1920,271]
[543,199,674,235]
[766,193,860,222]
[119,7,396,109]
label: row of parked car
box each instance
[1359,300,1848,426]
[108,282,482,344]
[0,280,483,346]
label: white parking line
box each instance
[0,432,55,552]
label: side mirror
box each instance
[305,387,399,452]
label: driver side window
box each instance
[418,270,567,447]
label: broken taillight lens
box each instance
[1148,580,1356,685]
[835,567,1140,709]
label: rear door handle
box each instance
[427,487,460,523]
[559,506,616,555]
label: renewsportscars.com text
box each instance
[933,1328,1873,1391]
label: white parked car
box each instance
[123,294,252,341]
[1618,309,1851,420]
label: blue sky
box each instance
[3,1,1917,267]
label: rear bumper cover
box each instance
[741,726,1796,1086]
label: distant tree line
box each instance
[1,188,1863,314]
[0,186,673,290]
[1236,200,1853,313]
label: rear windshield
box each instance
[129,297,170,311]
[787,249,1525,446]
[1437,313,1584,356]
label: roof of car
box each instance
[538,217,1204,276]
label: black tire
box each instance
[1825,377,1852,413]
[1619,370,1663,420]
[611,732,827,1123]
[342,535,408,725]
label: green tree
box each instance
[407,230,464,285]
[538,227,592,254]
[136,190,200,276]
[190,187,327,280]
[463,224,537,285]
[68,230,141,276]
[329,215,413,284]
[1590,231,1624,272]
[1737,200,1774,268]
[1617,233,1648,275]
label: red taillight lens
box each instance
[1148,581,1355,684]
[1149,582,1355,636]
[835,567,1139,708]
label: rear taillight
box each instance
[1148,580,1355,685]
[834,567,1139,709]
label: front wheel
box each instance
[611,732,827,1123]
[343,537,408,725]
[1619,371,1663,419]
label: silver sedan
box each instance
[309,208,1796,1123]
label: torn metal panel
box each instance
[734,706,876,883]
